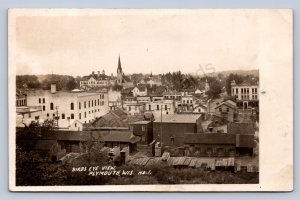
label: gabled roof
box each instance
[214,101,237,110]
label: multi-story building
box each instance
[145,99,175,119]
[26,84,109,127]
[16,92,27,107]
[122,101,145,116]
[231,80,259,109]
[80,70,111,88]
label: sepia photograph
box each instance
[8,9,293,191]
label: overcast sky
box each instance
[15,10,266,77]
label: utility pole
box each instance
[160,104,163,148]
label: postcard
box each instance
[8,9,293,191]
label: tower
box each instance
[117,55,123,85]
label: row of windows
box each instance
[164,95,181,100]
[16,99,26,106]
[146,105,169,111]
[183,100,193,104]
[79,99,105,109]
[46,108,101,120]
[81,81,108,85]
[38,98,45,104]
[233,87,258,94]
[48,100,104,111]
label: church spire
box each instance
[117,54,122,72]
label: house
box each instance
[153,114,202,147]
[131,86,148,97]
[26,83,109,126]
[214,100,238,122]
[192,104,207,114]
[129,121,153,145]
[231,80,259,109]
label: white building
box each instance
[131,86,148,97]
[145,99,175,119]
[80,71,111,88]
[231,80,259,109]
[26,84,109,126]
[123,101,145,115]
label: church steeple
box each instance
[117,54,122,73]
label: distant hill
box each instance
[193,69,259,78]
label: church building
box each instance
[116,55,134,88]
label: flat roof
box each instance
[129,121,152,125]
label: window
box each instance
[98,99,100,105]
[94,100,96,106]
[84,101,86,108]
[70,102,74,110]
[42,98,45,103]
[84,112,86,118]
[39,98,41,103]
[170,137,175,145]
[79,102,81,110]
[79,113,81,119]
[149,105,151,110]
[165,105,167,110]
[47,113,49,117]
[71,114,74,119]
[53,114,55,117]
[219,108,222,112]
[75,123,77,127]
[43,105,45,111]
[236,88,238,94]
[50,102,54,110]
[88,101,90,107]
[129,106,131,111]
[157,105,159,110]
[28,113,31,118]
[227,108,230,112]
[62,114,65,119]
[183,100,185,103]
[92,100,93,107]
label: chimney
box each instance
[102,70,105,75]
[97,71,100,77]
[51,83,57,94]
[92,71,95,75]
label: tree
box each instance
[66,77,77,90]
[207,78,222,99]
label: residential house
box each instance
[131,86,148,97]
[214,100,238,122]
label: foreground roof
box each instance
[154,114,201,123]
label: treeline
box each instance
[16,74,78,91]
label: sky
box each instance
[14,9,266,77]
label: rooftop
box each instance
[154,114,201,124]
[184,133,236,145]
